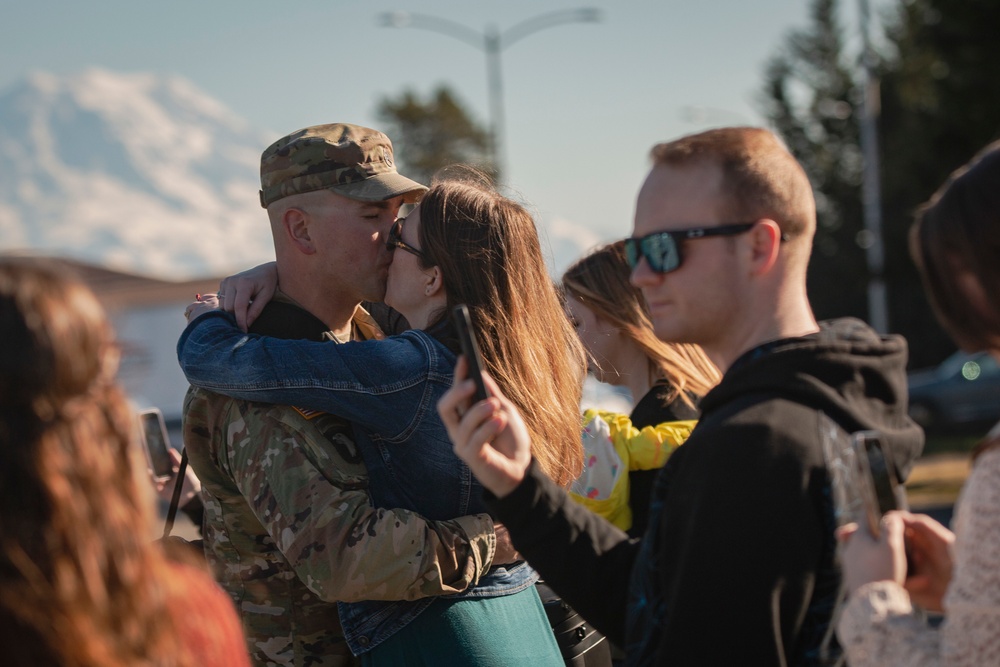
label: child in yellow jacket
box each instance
[569,409,696,531]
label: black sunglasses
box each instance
[386,219,426,261]
[624,223,757,274]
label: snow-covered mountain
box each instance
[0,69,275,279]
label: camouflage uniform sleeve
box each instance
[220,400,496,602]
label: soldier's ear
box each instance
[284,207,316,255]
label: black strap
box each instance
[162,447,188,539]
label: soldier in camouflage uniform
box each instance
[182,124,498,667]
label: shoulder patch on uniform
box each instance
[292,406,326,420]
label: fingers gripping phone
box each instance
[451,304,489,404]
[820,418,908,538]
[138,408,174,483]
[852,430,908,538]
[818,422,909,662]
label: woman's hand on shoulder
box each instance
[218,261,278,331]
[184,293,221,323]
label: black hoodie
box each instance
[489,318,924,666]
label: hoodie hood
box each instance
[702,317,924,479]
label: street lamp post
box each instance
[379,9,601,180]
[857,0,888,333]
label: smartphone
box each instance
[451,304,489,404]
[138,408,174,483]
[852,430,907,538]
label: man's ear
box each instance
[425,266,445,296]
[283,207,316,255]
[746,219,782,275]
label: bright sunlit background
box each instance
[0,0,882,261]
[0,0,901,421]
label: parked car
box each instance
[907,351,1000,432]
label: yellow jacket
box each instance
[569,409,696,531]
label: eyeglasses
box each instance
[624,223,757,274]
[386,219,426,261]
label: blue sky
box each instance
[2,0,879,256]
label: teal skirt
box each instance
[361,585,563,667]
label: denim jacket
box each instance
[177,311,537,653]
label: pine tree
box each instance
[760,0,869,323]
[761,0,1000,367]
[376,86,496,186]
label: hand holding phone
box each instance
[899,513,955,611]
[451,304,489,404]
[852,430,907,538]
[138,408,174,483]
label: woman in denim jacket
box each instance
[178,176,586,666]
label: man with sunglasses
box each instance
[442,126,924,665]
[182,124,502,667]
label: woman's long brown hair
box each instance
[418,177,587,487]
[0,258,190,666]
[562,240,720,407]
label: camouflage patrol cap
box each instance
[259,123,427,208]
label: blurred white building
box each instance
[10,254,224,424]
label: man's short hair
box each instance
[650,127,815,243]
[259,123,427,208]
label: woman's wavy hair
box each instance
[910,141,1000,353]
[0,258,188,666]
[561,240,720,407]
[417,172,587,486]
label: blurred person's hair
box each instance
[562,240,720,407]
[418,171,587,487]
[910,141,1000,353]
[650,127,816,270]
[0,257,191,666]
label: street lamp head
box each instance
[374,7,602,186]
[576,8,603,23]
[378,11,412,28]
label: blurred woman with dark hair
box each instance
[562,241,719,536]
[836,141,1000,666]
[179,175,586,666]
[0,258,247,667]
